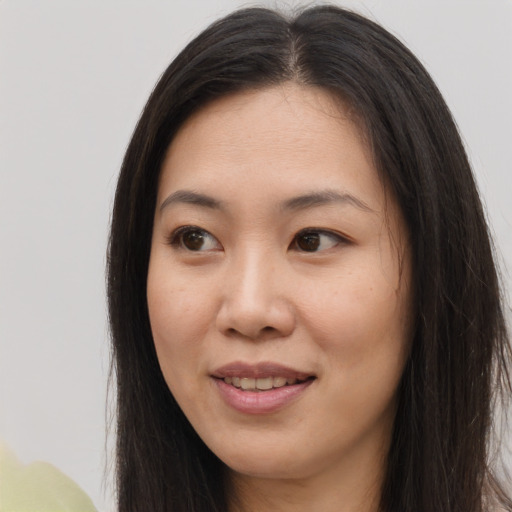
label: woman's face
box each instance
[147,84,413,484]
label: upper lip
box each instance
[211,361,315,380]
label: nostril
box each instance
[216,299,296,340]
[225,324,280,340]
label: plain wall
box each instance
[1,1,510,510]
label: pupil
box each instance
[183,231,204,250]
[298,233,320,251]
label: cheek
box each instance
[301,273,404,335]
[298,264,412,375]
[304,275,410,432]
[146,265,213,380]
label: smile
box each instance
[211,362,316,414]
[223,376,309,391]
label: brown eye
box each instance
[183,230,206,250]
[296,233,321,252]
[170,227,221,252]
[293,230,343,252]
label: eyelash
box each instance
[167,225,221,251]
[291,228,348,252]
[167,226,349,253]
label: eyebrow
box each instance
[159,190,224,212]
[281,190,374,213]
[159,188,374,213]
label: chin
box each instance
[217,445,317,481]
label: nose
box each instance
[215,250,296,341]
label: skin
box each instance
[147,84,413,512]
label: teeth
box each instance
[223,376,305,391]
[273,377,287,388]
[240,378,255,390]
[256,377,273,390]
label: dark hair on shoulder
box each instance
[107,5,511,511]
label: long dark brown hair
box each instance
[107,5,511,511]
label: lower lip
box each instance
[213,378,314,414]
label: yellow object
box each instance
[0,443,97,512]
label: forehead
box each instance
[167,84,364,155]
[158,84,381,206]
[174,83,354,139]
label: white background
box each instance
[1,1,511,510]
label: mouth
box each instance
[211,362,316,414]
[212,361,316,392]
[221,375,314,392]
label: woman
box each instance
[107,5,511,511]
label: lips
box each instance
[212,361,313,380]
[211,362,315,414]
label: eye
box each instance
[169,226,221,252]
[291,229,346,252]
